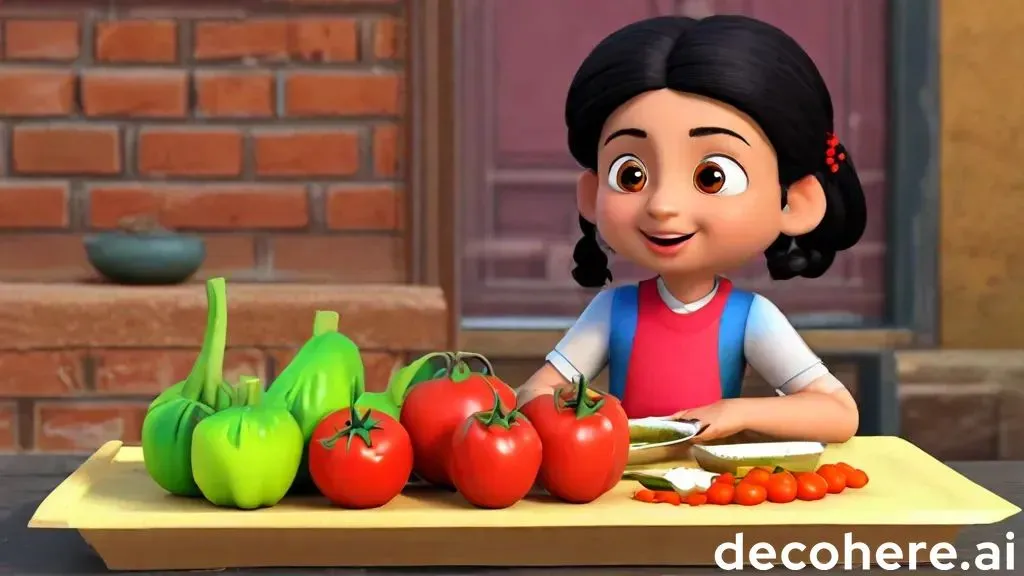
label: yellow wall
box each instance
[941,0,1024,348]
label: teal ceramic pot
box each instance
[84,232,206,285]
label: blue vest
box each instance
[607,283,754,401]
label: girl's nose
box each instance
[645,189,682,221]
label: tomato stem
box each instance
[474,384,520,430]
[319,399,380,451]
[453,351,496,376]
[448,351,472,383]
[558,375,605,419]
[448,351,497,383]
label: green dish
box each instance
[85,232,206,285]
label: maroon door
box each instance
[457,0,888,323]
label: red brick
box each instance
[253,130,360,177]
[271,235,405,282]
[193,20,289,61]
[326,186,402,231]
[0,182,68,228]
[0,402,16,451]
[81,70,187,118]
[12,125,121,175]
[0,69,75,116]
[0,234,89,281]
[92,348,267,396]
[372,123,401,177]
[34,401,148,452]
[269,349,397,392]
[194,19,358,62]
[373,17,404,60]
[4,20,80,61]
[95,19,178,63]
[89,184,309,230]
[285,73,402,117]
[195,71,273,118]
[363,352,401,392]
[289,18,358,62]
[0,351,87,397]
[203,235,257,273]
[137,128,242,177]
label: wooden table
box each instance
[1,454,1020,575]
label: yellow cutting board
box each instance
[27,436,1020,571]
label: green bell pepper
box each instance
[264,310,364,490]
[141,277,230,497]
[191,376,303,509]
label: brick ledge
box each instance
[0,283,448,350]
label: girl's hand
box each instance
[671,399,747,442]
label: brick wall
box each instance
[0,0,407,283]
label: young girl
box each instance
[517,15,866,444]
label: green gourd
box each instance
[191,376,303,509]
[140,277,230,497]
[264,310,364,490]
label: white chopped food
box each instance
[662,468,719,496]
[702,441,824,459]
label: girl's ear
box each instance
[780,174,827,236]
[576,170,599,222]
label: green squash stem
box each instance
[312,310,339,336]
[556,375,605,419]
[236,375,263,407]
[180,277,228,408]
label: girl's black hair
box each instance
[567,15,867,288]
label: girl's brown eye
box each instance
[608,155,647,193]
[693,161,726,194]
[692,155,748,197]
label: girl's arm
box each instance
[739,295,860,443]
[730,378,859,443]
[516,289,615,407]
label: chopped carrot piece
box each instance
[656,491,682,505]
[634,489,656,503]
[685,492,708,506]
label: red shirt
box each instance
[620,278,734,418]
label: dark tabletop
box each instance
[0,455,1021,575]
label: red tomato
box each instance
[308,406,413,509]
[400,352,517,488]
[519,376,630,503]
[795,472,828,501]
[449,401,542,509]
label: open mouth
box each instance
[642,231,696,247]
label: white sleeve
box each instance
[544,289,614,384]
[743,294,840,394]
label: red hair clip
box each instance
[824,132,846,174]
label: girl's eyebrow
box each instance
[689,126,750,146]
[604,128,647,145]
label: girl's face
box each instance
[579,89,808,279]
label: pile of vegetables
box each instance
[631,462,870,507]
[140,279,632,510]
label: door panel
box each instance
[458,0,889,323]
